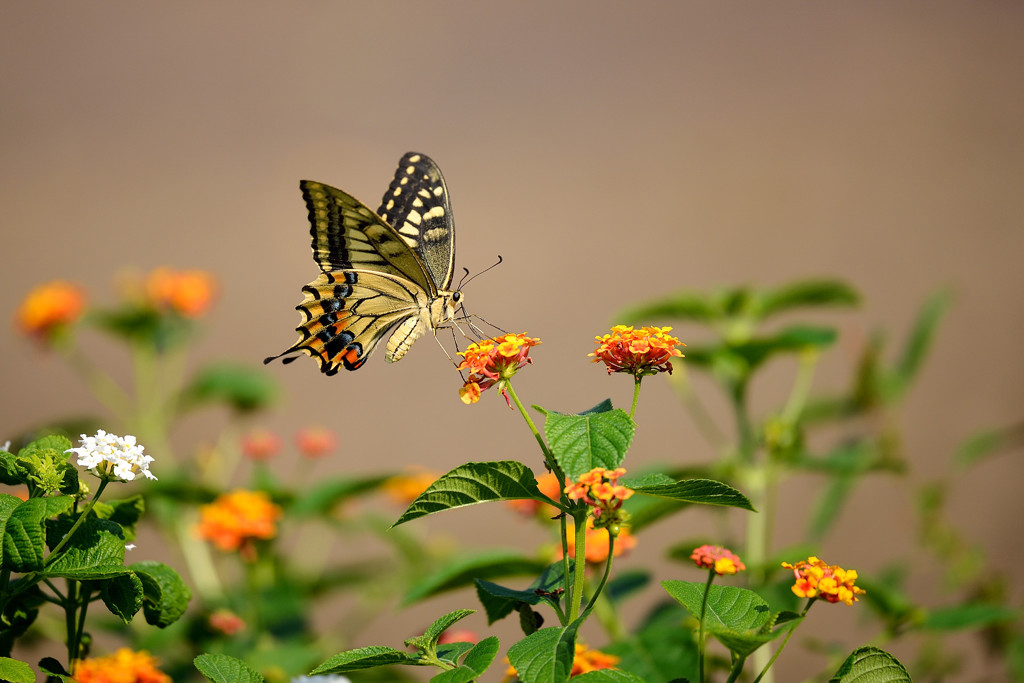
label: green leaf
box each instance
[544,403,635,480]
[98,571,144,623]
[406,609,476,651]
[463,636,500,674]
[289,474,393,517]
[404,551,547,604]
[614,290,721,325]
[130,561,191,627]
[475,561,570,623]
[828,646,911,682]
[393,462,544,527]
[757,279,860,317]
[179,362,279,413]
[0,494,23,568]
[95,495,145,542]
[882,288,952,402]
[310,646,418,674]
[953,421,1024,469]
[605,569,650,605]
[921,603,1020,631]
[574,670,649,682]
[632,479,754,511]
[44,517,130,579]
[37,657,71,681]
[0,657,35,683]
[193,653,265,682]
[507,617,584,683]
[3,496,74,572]
[431,666,481,683]
[603,602,698,682]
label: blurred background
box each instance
[2,2,1022,680]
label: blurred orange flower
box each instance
[145,267,216,317]
[16,280,86,340]
[72,648,170,683]
[197,490,282,558]
[208,609,246,636]
[240,427,282,461]
[384,468,438,505]
[589,325,684,378]
[506,471,563,517]
[294,425,338,459]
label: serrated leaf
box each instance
[921,603,1020,631]
[131,560,191,627]
[431,666,480,683]
[405,551,547,604]
[662,582,770,633]
[394,461,544,526]
[828,646,911,683]
[507,617,584,683]
[436,642,476,664]
[406,609,476,650]
[3,496,74,571]
[0,494,23,567]
[44,517,130,579]
[193,653,265,682]
[310,646,418,674]
[98,571,144,623]
[632,479,754,511]
[0,657,35,683]
[544,405,634,480]
[463,636,500,674]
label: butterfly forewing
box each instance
[303,180,435,294]
[376,152,456,292]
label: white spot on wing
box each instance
[393,187,402,196]
[412,198,424,207]
[409,154,421,163]
[400,177,408,185]
[425,206,445,219]
[406,166,415,174]
[433,186,444,197]
[386,199,395,210]
[417,189,431,198]
[406,210,422,225]
[400,223,420,236]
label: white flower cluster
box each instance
[67,430,157,481]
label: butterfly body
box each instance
[266,152,461,375]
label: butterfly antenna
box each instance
[458,255,503,290]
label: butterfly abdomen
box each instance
[385,315,428,363]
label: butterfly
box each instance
[265,152,463,375]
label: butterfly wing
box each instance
[303,179,436,295]
[267,269,431,375]
[376,152,456,291]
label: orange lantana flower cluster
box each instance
[458,333,541,405]
[690,544,746,575]
[16,280,86,341]
[72,648,170,683]
[782,556,866,606]
[145,267,217,318]
[196,490,282,559]
[384,468,439,505]
[565,467,633,528]
[589,325,684,378]
[240,428,283,461]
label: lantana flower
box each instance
[564,467,633,529]
[589,325,684,378]
[782,556,866,605]
[691,544,746,575]
[16,280,86,342]
[383,468,439,505]
[145,267,217,318]
[294,425,338,459]
[67,430,156,482]
[72,647,170,683]
[196,490,282,560]
[240,428,282,461]
[458,333,541,406]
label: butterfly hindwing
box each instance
[302,179,435,294]
[376,152,456,292]
[276,270,431,375]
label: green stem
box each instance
[70,584,91,666]
[567,511,589,622]
[64,580,78,667]
[582,532,615,616]
[629,377,642,421]
[46,480,109,566]
[504,381,557,472]
[725,655,748,683]
[750,599,814,683]
[781,348,818,424]
[698,568,715,683]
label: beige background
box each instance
[2,2,1023,680]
